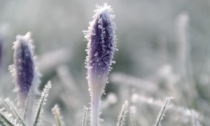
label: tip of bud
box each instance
[93,3,113,18]
[14,32,34,52]
[16,32,31,40]
[84,4,115,41]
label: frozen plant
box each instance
[84,3,116,126]
[0,33,55,126]
[9,33,40,106]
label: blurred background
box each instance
[0,0,210,125]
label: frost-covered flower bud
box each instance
[10,33,39,103]
[85,3,116,91]
[85,3,116,126]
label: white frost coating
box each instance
[13,32,34,53]
[93,4,114,18]
[84,3,116,44]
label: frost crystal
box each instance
[85,3,116,79]
[12,33,36,100]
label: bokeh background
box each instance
[0,0,210,125]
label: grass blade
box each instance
[0,112,15,126]
[52,104,64,126]
[33,81,51,126]
[1,98,25,126]
[82,106,88,126]
[116,101,128,126]
[154,97,172,126]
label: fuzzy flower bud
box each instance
[10,32,39,104]
[85,4,115,81]
[85,3,116,126]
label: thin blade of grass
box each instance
[0,112,15,126]
[82,106,88,126]
[154,97,172,126]
[1,98,25,126]
[52,104,64,126]
[116,101,129,126]
[33,81,51,126]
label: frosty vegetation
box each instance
[0,1,208,126]
[85,4,116,126]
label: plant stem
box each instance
[90,93,101,126]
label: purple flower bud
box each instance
[85,4,116,82]
[84,4,116,126]
[11,33,35,100]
